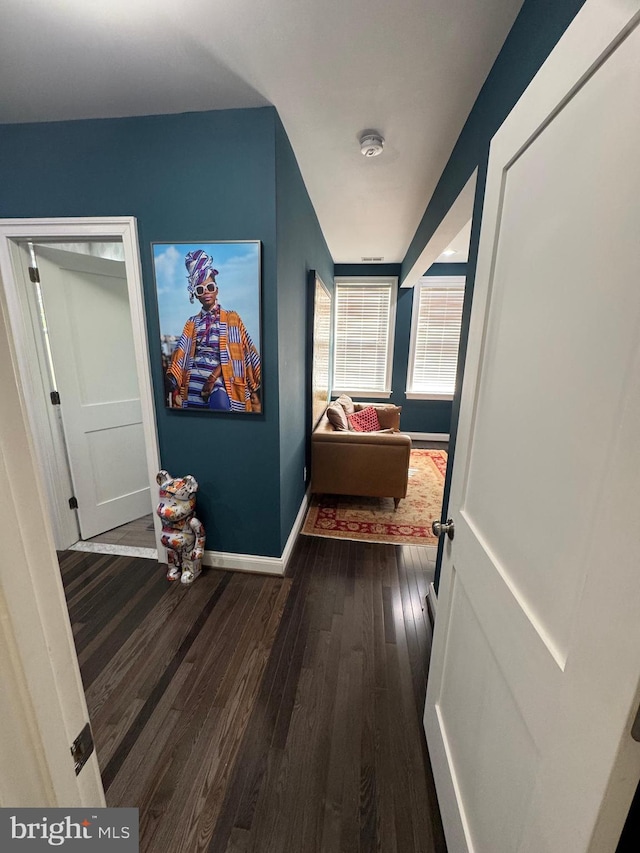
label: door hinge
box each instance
[69,496,78,510]
[50,390,61,405]
[28,265,40,283]
[70,722,94,776]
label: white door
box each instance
[424,3,640,852]
[0,258,105,807]
[35,245,151,539]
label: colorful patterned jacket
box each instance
[167,309,261,412]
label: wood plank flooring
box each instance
[81,512,157,549]
[59,535,446,852]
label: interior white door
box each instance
[424,3,640,852]
[0,265,105,806]
[35,245,151,539]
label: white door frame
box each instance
[0,241,107,805]
[0,217,163,555]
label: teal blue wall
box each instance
[0,107,283,556]
[274,116,334,548]
[333,262,465,433]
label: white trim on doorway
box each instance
[0,217,164,558]
[401,169,478,290]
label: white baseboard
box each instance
[73,492,311,578]
[408,432,450,442]
[281,488,311,569]
[203,489,310,577]
[427,582,438,625]
[203,550,285,576]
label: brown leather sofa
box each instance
[310,402,412,507]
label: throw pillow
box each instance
[335,393,355,415]
[326,402,349,431]
[347,406,381,432]
[376,405,402,431]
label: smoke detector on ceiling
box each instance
[359,132,385,157]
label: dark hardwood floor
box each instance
[59,535,446,853]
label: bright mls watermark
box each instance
[0,809,138,850]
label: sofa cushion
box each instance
[348,406,381,432]
[377,405,402,430]
[335,393,355,416]
[326,402,349,431]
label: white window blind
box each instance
[333,278,396,395]
[407,278,464,398]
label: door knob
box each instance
[432,518,455,541]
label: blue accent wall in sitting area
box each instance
[333,262,466,434]
[0,107,284,557]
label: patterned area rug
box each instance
[302,448,447,551]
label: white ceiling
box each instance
[0,0,523,264]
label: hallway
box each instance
[60,535,446,852]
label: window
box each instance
[332,277,397,397]
[406,276,465,399]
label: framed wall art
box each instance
[309,271,332,429]
[153,241,262,413]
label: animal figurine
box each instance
[156,470,206,585]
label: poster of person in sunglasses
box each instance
[153,242,261,413]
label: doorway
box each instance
[0,217,162,559]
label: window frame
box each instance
[406,275,465,401]
[332,276,397,399]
